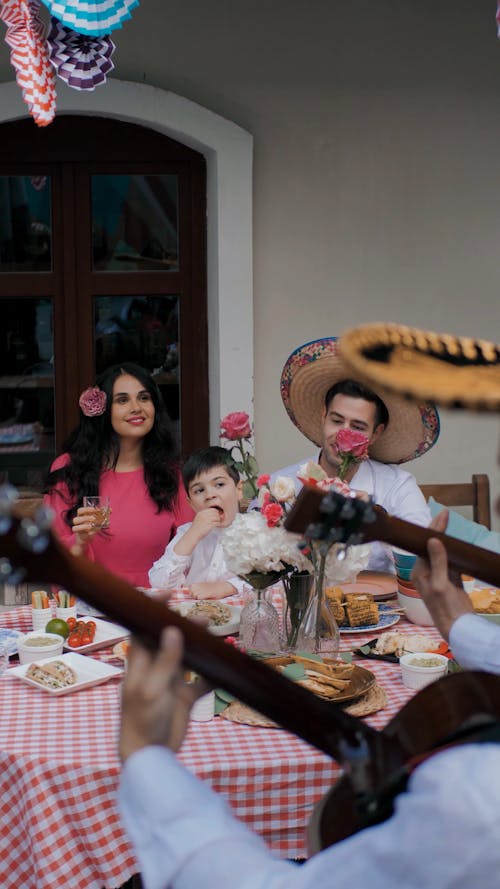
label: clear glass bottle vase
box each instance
[239,585,280,653]
[281,571,314,652]
[296,552,340,660]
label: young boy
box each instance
[148,446,245,598]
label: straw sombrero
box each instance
[280,337,440,465]
[339,323,500,412]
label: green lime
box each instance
[45,618,70,639]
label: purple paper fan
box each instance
[47,17,114,90]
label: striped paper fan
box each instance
[40,0,139,36]
[1,0,56,126]
[48,17,115,89]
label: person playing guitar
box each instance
[117,324,500,889]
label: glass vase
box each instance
[239,586,280,654]
[296,550,340,660]
[281,571,314,652]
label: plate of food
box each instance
[170,601,242,636]
[328,571,398,602]
[7,652,123,695]
[263,654,376,703]
[63,617,129,654]
[353,631,440,663]
[0,627,23,657]
[338,603,400,634]
[468,588,500,624]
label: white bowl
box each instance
[397,590,434,626]
[17,632,64,665]
[399,652,449,690]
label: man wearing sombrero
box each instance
[276,336,440,572]
[116,325,500,889]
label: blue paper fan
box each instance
[40,0,139,36]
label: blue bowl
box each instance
[392,547,417,571]
[396,566,414,581]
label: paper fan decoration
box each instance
[48,17,114,89]
[1,0,57,126]
[40,0,138,36]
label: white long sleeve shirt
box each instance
[267,453,431,573]
[119,615,500,889]
[148,524,245,595]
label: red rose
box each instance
[220,411,251,440]
[262,502,283,527]
[79,387,107,417]
[335,428,370,460]
[257,473,271,487]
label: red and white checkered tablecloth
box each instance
[0,598,443,888]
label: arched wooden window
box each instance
[0,116,208,490]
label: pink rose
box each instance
[262,502,284,527]
[335,428,370,460]
[220,411,251,440]
[257,473,271,487]
[79,387,107,417]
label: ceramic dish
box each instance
[0,628,23,657]
[63,617,129,654]
[171,601,242,636]
[353,638,400,663]
[339,603,400,634]
[0,432,34,446]
[264,655,377,703]
[7,652,123,696]
[335,571,398,602]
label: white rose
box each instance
[270,475,296,503]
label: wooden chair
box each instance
[419,473,491,529]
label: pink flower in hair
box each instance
[79,387,107,417]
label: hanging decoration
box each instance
[40,0,138,36]
[47,17,115,90]
[0,0,57,126]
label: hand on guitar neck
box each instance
[412,509,474,641]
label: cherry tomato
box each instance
[67,633,81,648]
[67,617,77,631]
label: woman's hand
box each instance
[71,506,103,546]
[119,627,206,761]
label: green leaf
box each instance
[215,688,235,703]
[242,480,257,499]
[246,455,259,475]
[358,645,371,655]
[340,651,353,663]
[282,663,306,681]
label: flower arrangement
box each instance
[220,411,259,498]
[79,386,106,417]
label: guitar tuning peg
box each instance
[17,517,50,554]
[0,557,26,585]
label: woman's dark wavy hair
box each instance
[45,363,180,529]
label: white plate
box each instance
[63,617,129,654]
[0,628,23,657]
[7,652,123,695]
[339,603,401,634]
[171,602,242,636]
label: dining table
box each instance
[0,585,444,889]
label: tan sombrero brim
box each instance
[339,323,500,412]
[280,337,439,464]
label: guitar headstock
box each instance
[284,484,378,549]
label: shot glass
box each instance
[83,496,111,530]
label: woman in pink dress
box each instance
[44,363,193,588]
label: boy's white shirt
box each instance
[148,523,246,594]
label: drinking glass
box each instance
[83,496,111,530]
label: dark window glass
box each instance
[92,175,179,271]
[0,176,51,272]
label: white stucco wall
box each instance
[1,0,499,526]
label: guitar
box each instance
[285,484,500,588]
[1,492,500,852]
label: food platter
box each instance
[171,601,242,636]
[7,652,123,696]
[63,617,129,654]
[338,603,400,634]
[353,638,400,663]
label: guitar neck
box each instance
[3,516,402,768]
[285,486,500,588]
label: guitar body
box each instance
[309,670,500,852]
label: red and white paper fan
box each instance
[40,0,138,36]
[1,0,56,126]
[48,17,114,89]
